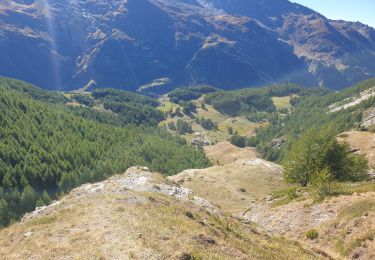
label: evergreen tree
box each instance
[283,127,369,186]
[20,186,37,213]
[0,199,9,227]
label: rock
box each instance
[23,232,33,238]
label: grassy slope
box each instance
[0,168,318,260]
[170,142,291,214]
[244,182,375,259]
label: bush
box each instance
[311,168,333,199]
[176,119,192,135]
[306,229,319,239]
[229,135,247,148]
[200,117,217,130]
[179,101,197,115]
[168,121,176,131]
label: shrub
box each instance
[306,229,319,239]
[176,119,192,135]
[311,168,333,199]
[229,135,247,148]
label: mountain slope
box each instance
[0,78,210,226]
[209,0,375,89]
[0,166,319,259]
[1,0,375,91]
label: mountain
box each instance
[1,0,375,91]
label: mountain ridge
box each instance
[1,0,375,91]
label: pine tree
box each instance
[20,186,37,213]
[0,199,9,227]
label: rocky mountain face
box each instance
[1,0,375,91]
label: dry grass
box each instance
[170,142,290,215]
[338,131,375,167]
[219,117,264,136]
[157,100,178,113]
[170,163,289,215]
[338,198,375,220]
[204,141,258,165]
[272,96,293,110]
[0,186,317,259]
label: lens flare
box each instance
[42,0,61,89]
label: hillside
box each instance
[244,183,375,259]
[170,142,290,214]
[0,78,210,227]
[0,167,319,259]
[338,131,375,170]
[1,0,375,91]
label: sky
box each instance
[293,0,375,28]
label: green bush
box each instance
[306,229,319,239]
[311,168,333,199]
[229,135,247,148]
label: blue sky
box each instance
[293,0,375,28]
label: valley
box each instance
[1,1,375,259]
[1,77,374,259]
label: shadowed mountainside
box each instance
[1,0,375,91]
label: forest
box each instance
[246,79,375,161]
[0,78,210,227]
[203,83,326,116]
[168,85,217,103]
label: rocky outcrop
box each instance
[363,108,375,128]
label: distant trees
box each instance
[229,134,247,148]
[245,79,375,162]
[179,101,197,115]
[72,94,94,107]
[199,118,218,130]
[283,127,369,187]
[92,88,159,107]
[168,85,217,103]
[103,101,165,126]
[176,119,193,135]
